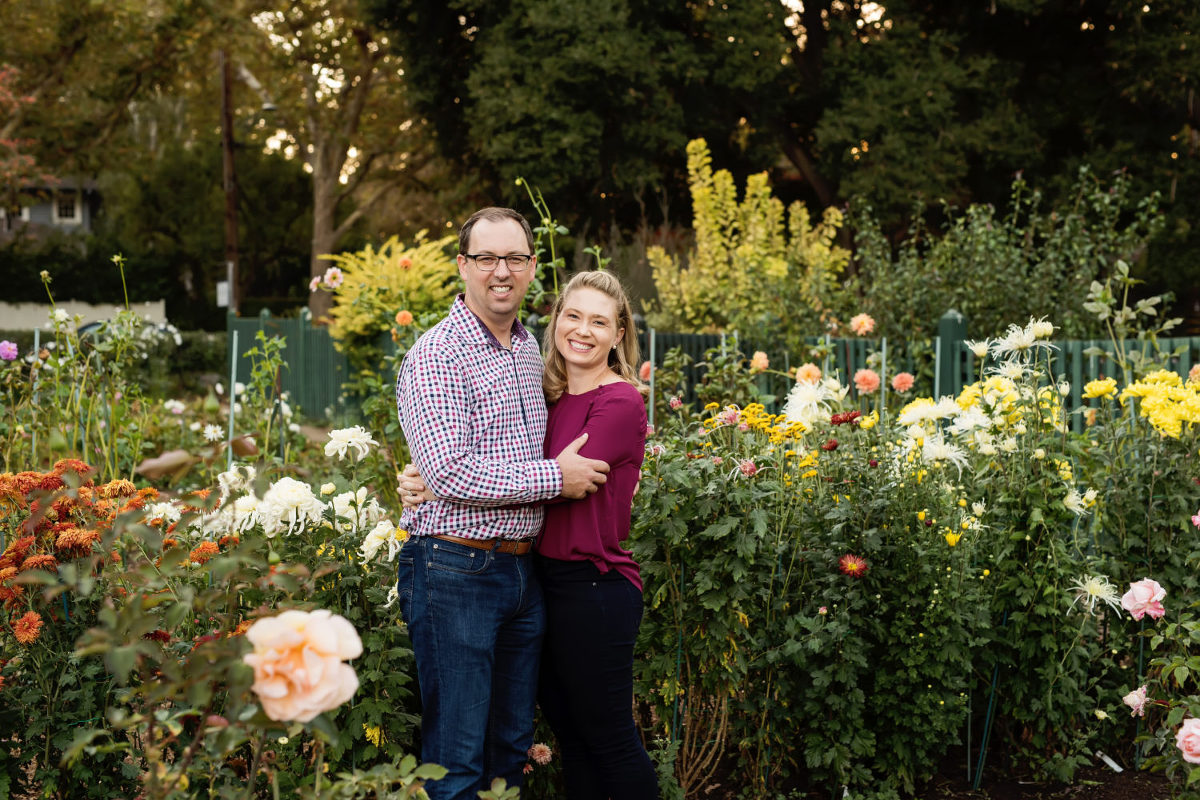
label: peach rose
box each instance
[1177,718,1200,764]
[1121,578,1166,621]
[891,372,915,393]
[639,361,652,382]
[243,609,362,722]
[749,351,769,373]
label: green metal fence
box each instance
[228,310,1200,426]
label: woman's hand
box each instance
[398,463,434,509]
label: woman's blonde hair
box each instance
[542,271,647,404]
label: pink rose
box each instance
[243,609,362,722]
[1192,510,1200,529]
[891,372,914,393]
[669,396,682,410]
[1121,578,1166,621]
[1177,718,1200,764]
[1122,685,1147,717]
[853,368,880,394]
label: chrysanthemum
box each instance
[849,313,875,336]
[325,426,379,463]
[838,554,868,577]
[12,610,43,645]
[1068,574,1122,615]
[528,743,553,766]
[332,488,383,533]
[203,424,223,443]
[258,478,327,537]
[359,520,407,562]
[783,380,833,428]
[190,541,220,565]
[921,435,969,476]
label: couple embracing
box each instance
[393,207,659,800]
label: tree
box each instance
[371,0,1199,307]
[228,0,440,319]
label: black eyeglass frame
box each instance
[462,253,534,271]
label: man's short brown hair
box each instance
[458,207,535,255]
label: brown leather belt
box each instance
[432,534,534,555]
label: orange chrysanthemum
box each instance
[0,584,25,607]
[190,542,220,565]
[181,489,213,513]
[52,458,94,477]
[162,538,180,550]
[838,554,869,577]
[55,527,100,556]
[12,611,43,645]
[230,619,253,637]
[18,554,58,573]
[0,566,17,584]
[99,479,137,499]
[218,535,239,550]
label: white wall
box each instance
[0,300,168,330]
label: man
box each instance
[394,207,609,800]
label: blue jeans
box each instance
[395,536,545,800]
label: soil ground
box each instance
[922,762,1173,800]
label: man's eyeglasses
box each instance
[463,253,533,271]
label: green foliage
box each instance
[646,138,851,337]
[851,167,1166,340]
[322,233,459,359]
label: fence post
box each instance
[937,310,968,398]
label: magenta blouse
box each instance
[538,381,647,591]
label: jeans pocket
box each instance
[427,540,491,575]
[394,540,417,619]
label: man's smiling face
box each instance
[457,217,536,338]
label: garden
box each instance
[2,135,1200,800]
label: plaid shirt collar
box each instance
[448,294,532,350]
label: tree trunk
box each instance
[308,158,338,321]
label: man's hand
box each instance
[555,434,610,498]
[398,463,434,509]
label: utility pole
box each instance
[220,49,239,315]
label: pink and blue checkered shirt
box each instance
[395,296,562,540]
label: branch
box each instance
[331,180,391,240]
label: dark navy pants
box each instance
[535,556,659,800]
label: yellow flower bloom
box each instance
[1082,378,1118,400]
[945,532,962,546]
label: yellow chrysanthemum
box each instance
[1082,378,1118,400]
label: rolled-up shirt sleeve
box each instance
[397,345,562,507]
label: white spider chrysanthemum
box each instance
[332,488,383,533]
[145,502,181,525]
[359,519,406,562]
[1068,574,1122,615]
[325,426,379,462]
[996,362,1026,381]
[998,436,1019,454]
[931,397,962,420]
[783,380,834,428]
[1030,318,1056,339]
[972,500,987,517]
[217,465,257,502]
[948,406,991,436]
[1063,487,1096,517]
[898,400,937,428]
[232,494,262,533]
[258,477,327,537]
[991,319,1058,359]
[203,424,223,443]
[921,435,969,475]
[964,339,990,358]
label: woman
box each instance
[402,271,658,799]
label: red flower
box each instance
[838,554,868,577]
[830,411,861,426]
[143,630,171,643]
[821,439,839,451]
